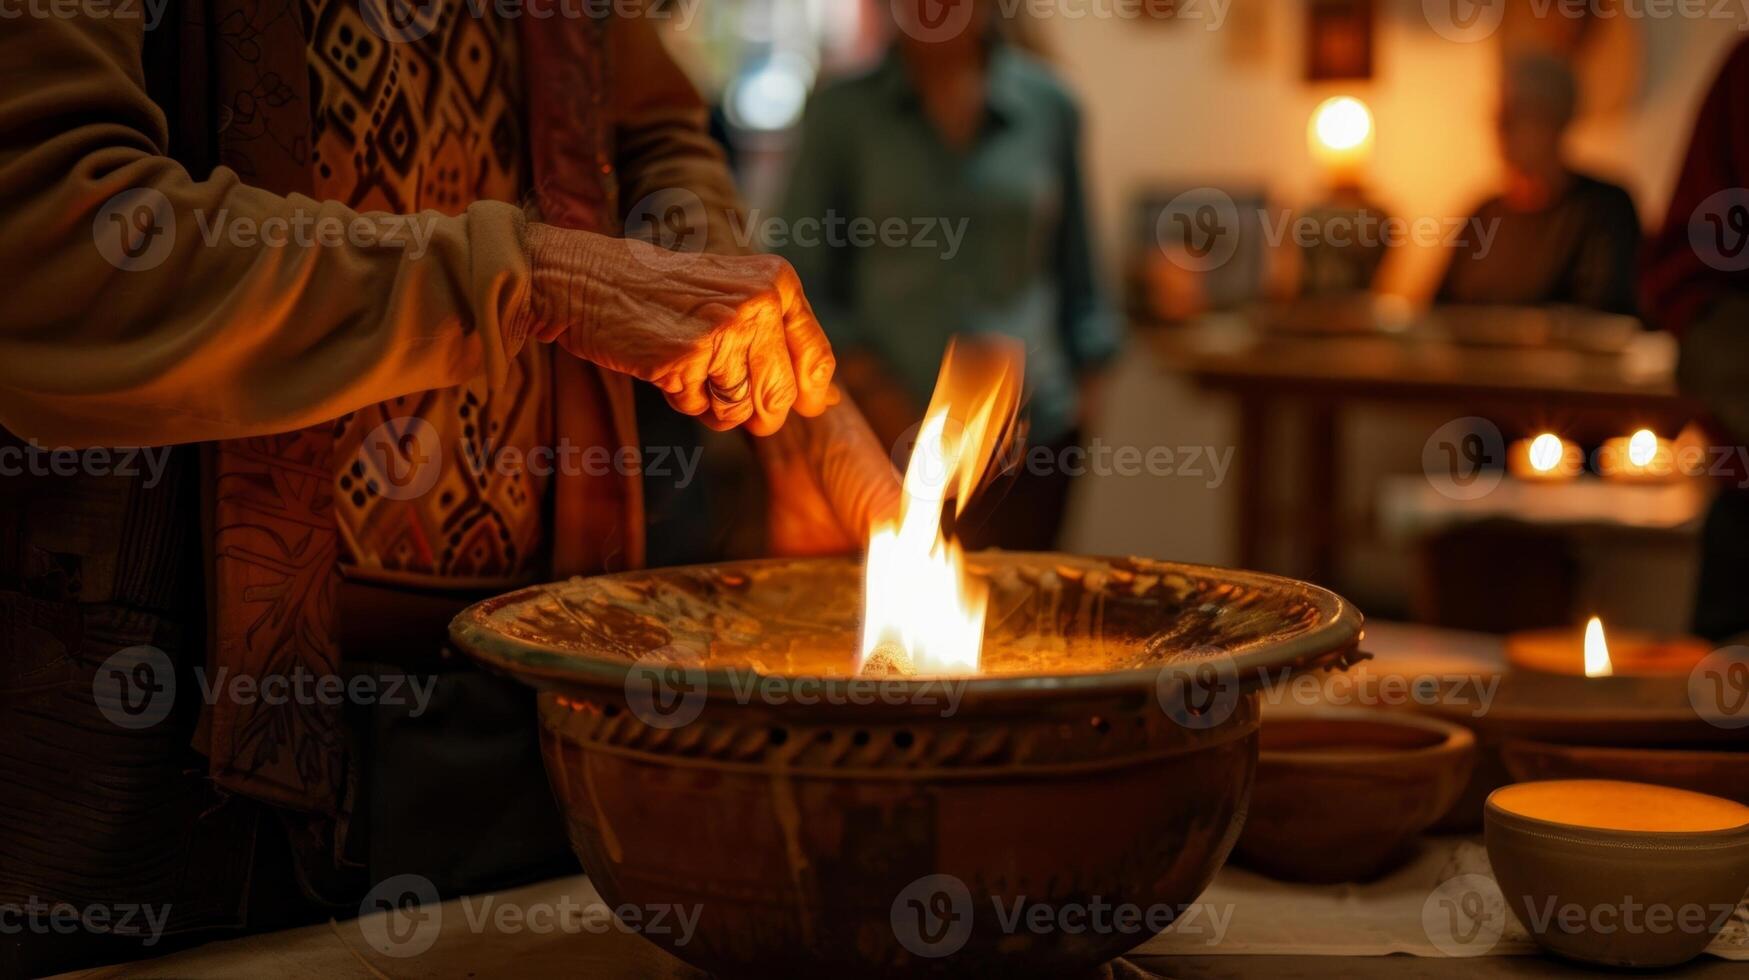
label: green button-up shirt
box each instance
[776,44,1119,444]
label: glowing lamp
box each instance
[1599,428,1679,482]
[1508,432,1581,481]
[1308,96,1374,174]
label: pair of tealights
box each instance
[1508,429,1681,482]
[1486,621,1747,968]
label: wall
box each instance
[1053,2,1744,616]
[1039,0,1749,299]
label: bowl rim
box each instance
[1256,708,1476,766]
[1500,738,1749,763]
[448,553,1365,705]
[1483,782,1749,845]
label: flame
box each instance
[859,340,1023,675]
[1528,433,1565,473]
[1584,616,1613,678]
[1627,429,1658,468]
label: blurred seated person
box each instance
[1642,40,1749,644]
[1438,54,1641,315]
[776,0,1119,551]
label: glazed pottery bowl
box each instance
[1486,780,1749,969]
[1233,708,1474,883]
[451,554,1363,978]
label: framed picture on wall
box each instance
[1306,0,1374,81]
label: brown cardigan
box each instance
[0,3,746,815]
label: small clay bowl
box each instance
[1233,708,1475,883]
[1500,739,1749,806]
[1486,780,1749,969]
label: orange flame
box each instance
[859,340,1023,675]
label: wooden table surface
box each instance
[1145,322,1697,418]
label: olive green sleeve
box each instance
[0,13,534,448]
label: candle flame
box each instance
[859,340,1022,676]
[1528,433,1564,474]
[1584,616,1613,678]
[1627,429,1657,468]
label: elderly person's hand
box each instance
[522,224,836,436]
[756,394,903,557]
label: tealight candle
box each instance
[1598,428,1680,482]
[1505,617,1710,678]
[1507,433,1582,481]
[1486,779,1749,968]
[1491,780,1749,833]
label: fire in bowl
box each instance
[450,552,1362,978]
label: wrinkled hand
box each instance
[523,223,836,435]
[757,394,903,557]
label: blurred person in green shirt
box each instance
[776,0,1119,550]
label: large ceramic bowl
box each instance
[451,553,1363,978]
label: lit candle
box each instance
[1508,432,1581,481]
[1486,779,1749,968]
[1598,428,1679,482]
[1492,779,1749,832]
[1505,617,1710,678]
[1308,96,1373,182]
